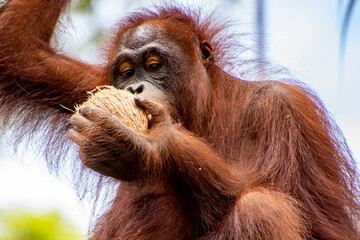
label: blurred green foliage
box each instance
[75,0,93,13]
[0,210,85,240]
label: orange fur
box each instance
[1,1,359,239]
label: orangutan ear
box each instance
[200,41,214,68]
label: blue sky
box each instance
[0,0,359,235]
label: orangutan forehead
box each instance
[118,24,166,50]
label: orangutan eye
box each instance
[122,69,135,78]
[148,63,161,70]
[145,55,162,72]
[119,62,135,78]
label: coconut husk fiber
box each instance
[76,85,148,132]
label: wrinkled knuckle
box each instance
[69,114,82,124]
[81,105,98,116]
[134,96,148,107]
[67,129,77,141]
[148,102,162,115]
[78,107,90,118]
[69,114,76,123]
[100,112,112,121]
[153,104,163,113]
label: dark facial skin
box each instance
[111,24,188,115]
[110,23,213,117]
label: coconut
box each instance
[76,85,148,132]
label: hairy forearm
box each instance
[0,0,70,43]
[149,127,244,227]
[168,128,242,194]
[0,0,107,108]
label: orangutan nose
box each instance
[126,83,144,94]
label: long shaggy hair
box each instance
[0,2,359,239]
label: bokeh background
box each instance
[0,0,359,238]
